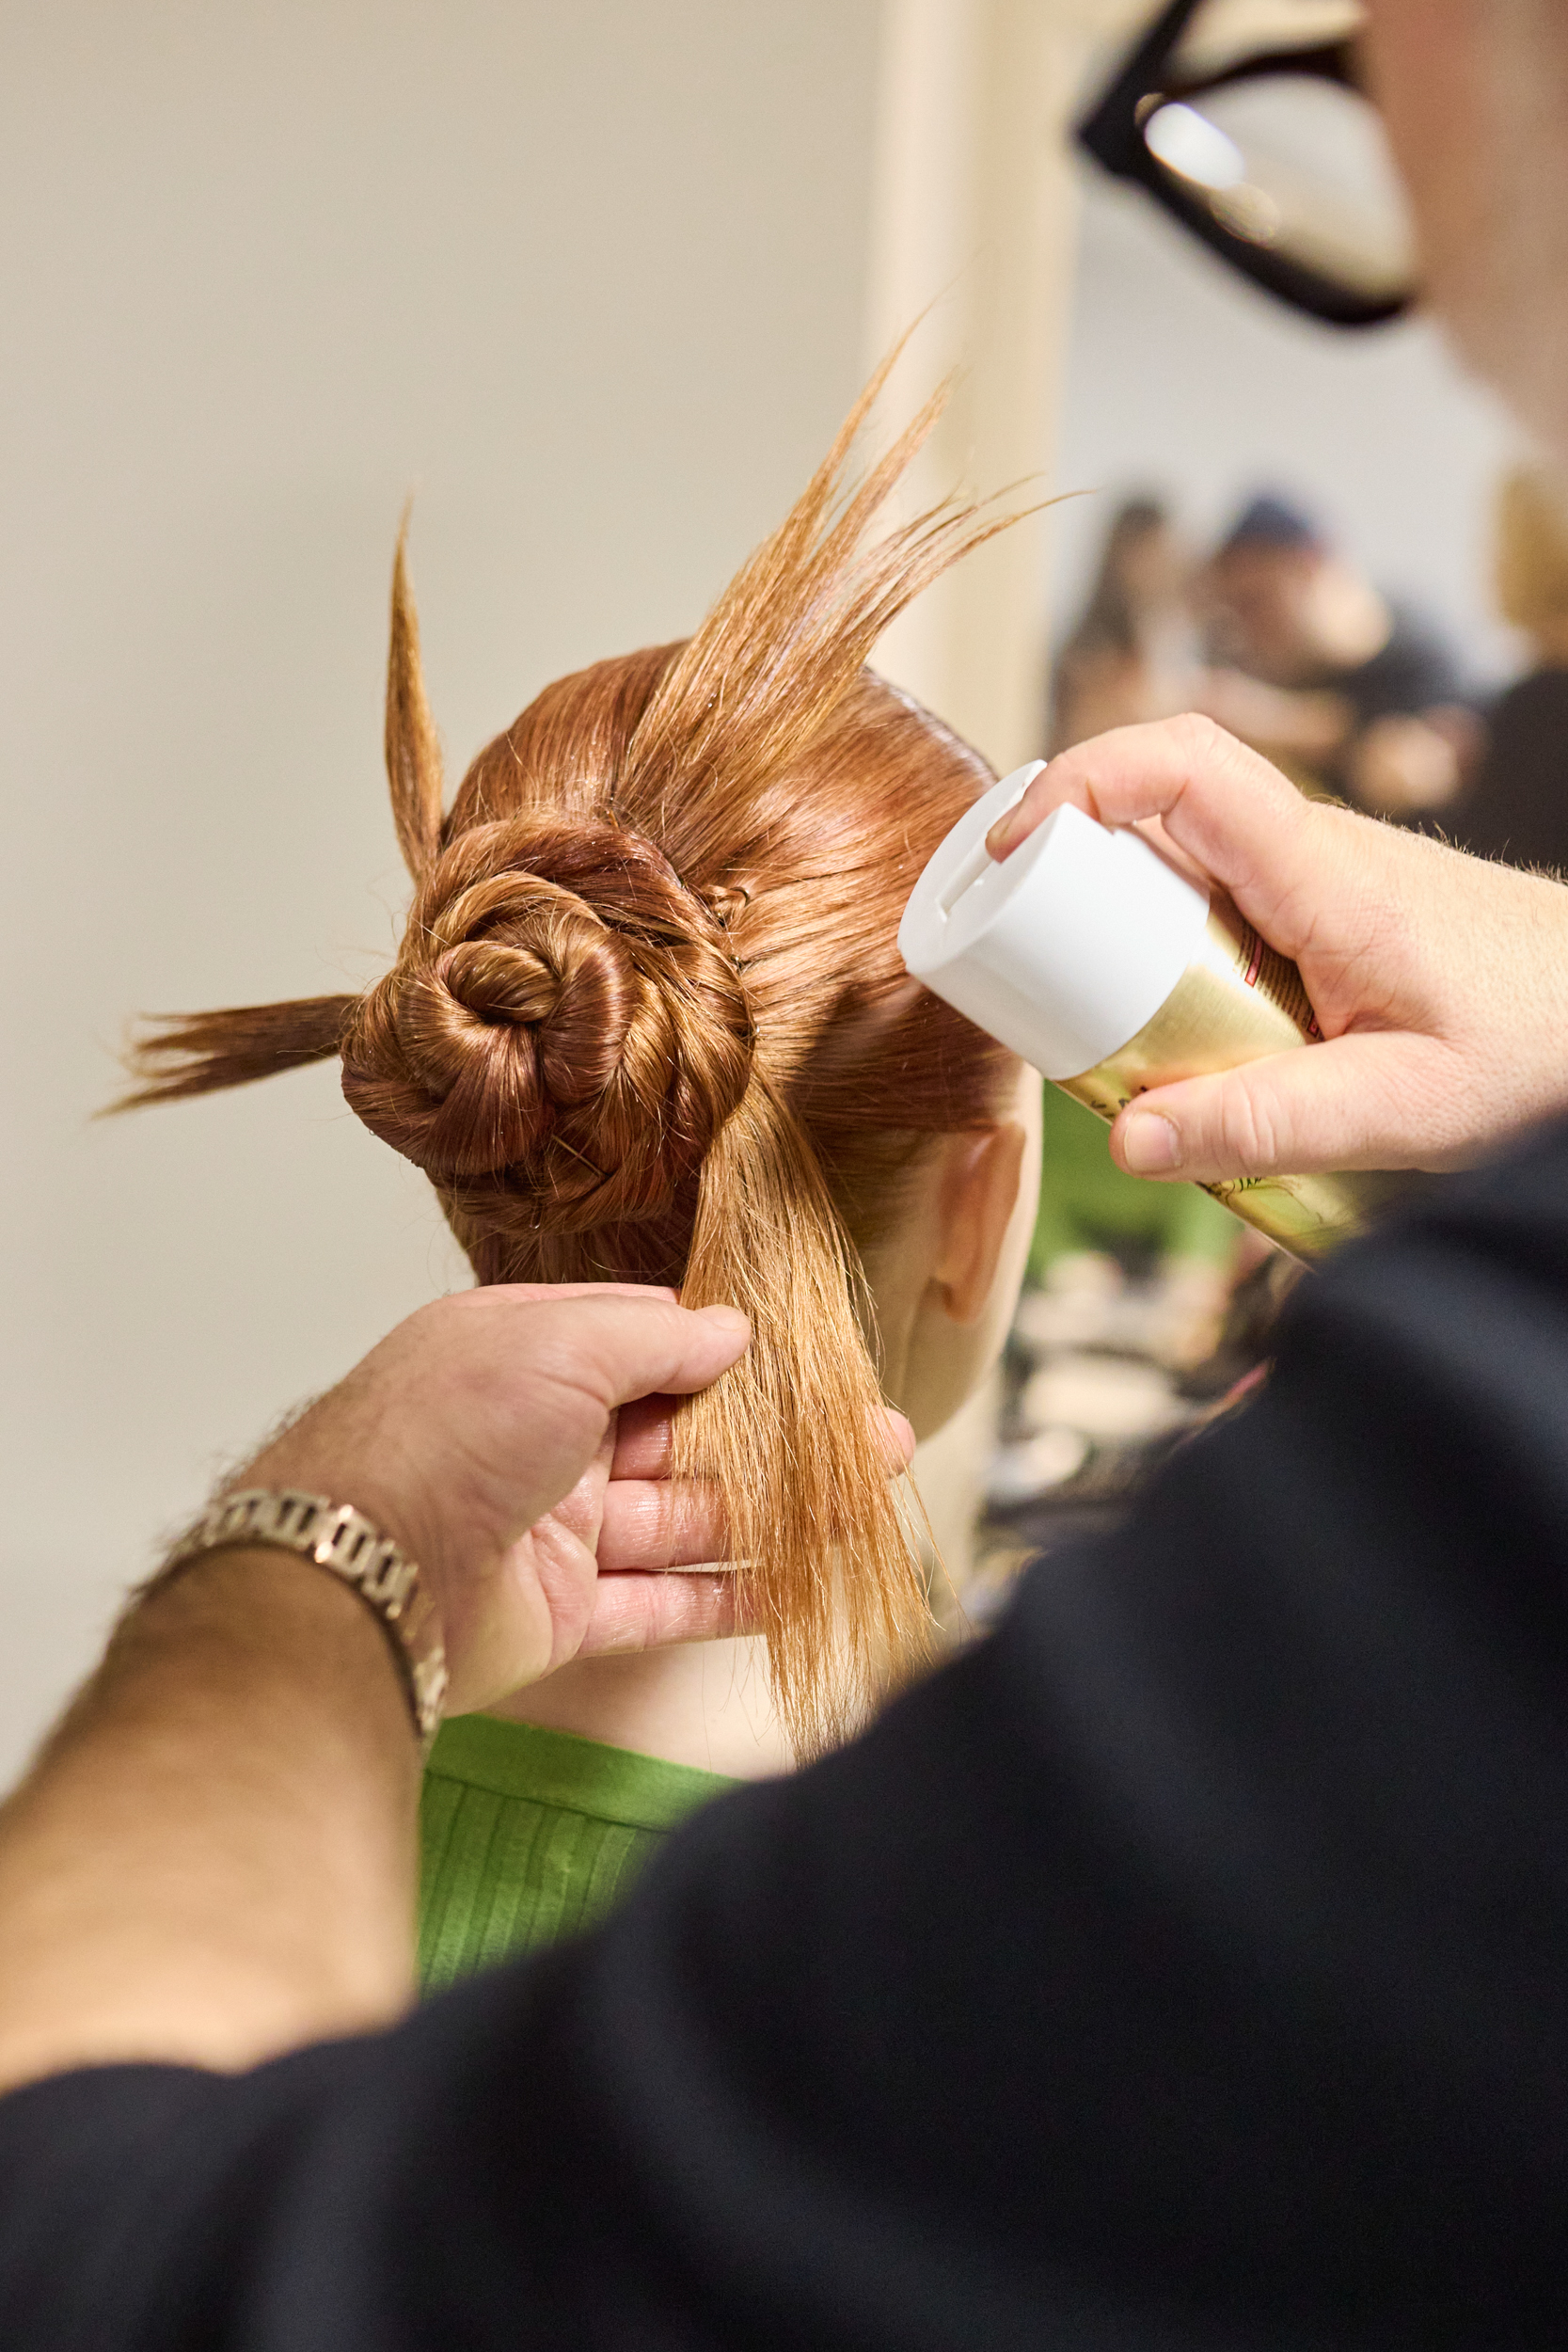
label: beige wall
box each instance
[0,1,884,1776]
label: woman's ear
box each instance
[930,1120,1029,1326]
[863,1069,1039,1444]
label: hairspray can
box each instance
[898,763,1416,1261]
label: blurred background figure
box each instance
[1048,495,1203,751]
[1198,490,1481,818]
[981,1084,1256,1597]
[1453,464,1568,874]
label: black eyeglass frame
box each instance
[1075,0,1412,329]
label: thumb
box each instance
[1109,1031,1457,1183]
[524,1294,752,1422]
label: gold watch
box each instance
[156,1487,448,1749]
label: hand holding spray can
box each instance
[898,763,1418,1262]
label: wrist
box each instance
[242,1422,441,1586]
[150,1488,447,1750]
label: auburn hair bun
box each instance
[341,814,753,1234]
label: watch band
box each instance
[157,1488,448,1748]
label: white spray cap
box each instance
[897,763,1211,1080]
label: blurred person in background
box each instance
[1199,489,1481,818]
[1049,495,1204,751]
[1035,496,1243,1478]
[1453,462,1568,871]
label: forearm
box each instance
[0,1550,419,2092]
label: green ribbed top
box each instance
[418,1712,736,1993]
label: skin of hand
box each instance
[243,1283,767,1715]
[987,712,1568,1186]
[0,1288,802,2089]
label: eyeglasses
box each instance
[1075,0,1416,329]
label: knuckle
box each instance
[1170,708,1227,764]
[1215,1075,1283,1174]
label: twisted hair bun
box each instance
[342,816,753,1244]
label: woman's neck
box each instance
[487,1635,795,1779]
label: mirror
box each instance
[1143,74,1415,301]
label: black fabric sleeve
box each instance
[6,1122,1568,2350]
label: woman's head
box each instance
[1495,462,1568,649]
[121,369,1030,1749]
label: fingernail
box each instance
[985,817,1018,859]
[697,1304,751,1339]
[1120,1112,1180,1173]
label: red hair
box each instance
[119,365,1022,1751]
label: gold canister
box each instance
[900,771,1428,1264]
[1058,894,1417,1261]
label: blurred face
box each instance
[1366,0,1568,457]
[1204,544,1322,680]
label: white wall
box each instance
[1050,166,1530,688]
[0,1,881,1778]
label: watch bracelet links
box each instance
[151,1488,449,1750]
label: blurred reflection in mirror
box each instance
[1141,73,1413,306]
[1048,497,1203,751]
[1078,0,1414,327]
[1196,490,1480,818]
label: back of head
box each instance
[119,364,1022,1752]
[1065,494,1172,660]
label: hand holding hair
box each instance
[0,1285,790,2088]
[988,712,1568,1184]
[239,1283,767,1716]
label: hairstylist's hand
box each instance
[988,714,1568,1184]
[238,1286,772,1716]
